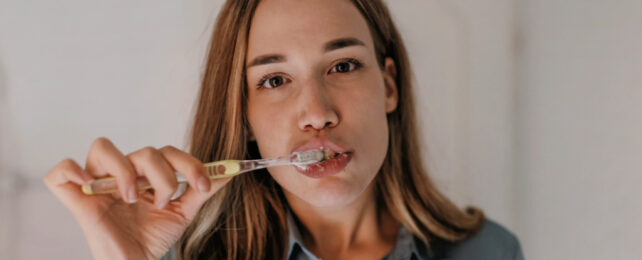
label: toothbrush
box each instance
[81,150,337,195]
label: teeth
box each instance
[322,150,340,161]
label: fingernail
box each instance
[197,176,210,193]
[128,186,138,203]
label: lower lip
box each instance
[294,152,352,178]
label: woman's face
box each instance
[246,0,398,208]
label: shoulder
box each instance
[434,219,524,260]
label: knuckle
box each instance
[129,146,158,161]
[139,146,158,159]
[54,158,77,174]
[159,145,177,153]
[89,137,114,157]
[91,137,111,149]
[61,158,76,168]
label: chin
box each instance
[297,181,363,208]
[272,171,370,209]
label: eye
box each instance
[258,75,289,89]
[329,59,362,74]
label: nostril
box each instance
[298,108,339,130]
[303,121,335,131]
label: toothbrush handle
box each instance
[81,160,243,195]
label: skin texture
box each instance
[245,0,400,258]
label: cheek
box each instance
[247,99,292,158]
[339,78,390,168]
[343,77,389,136]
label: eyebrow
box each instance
[246,37,366,68]
[246,54,286,68]
[324,37,366,52]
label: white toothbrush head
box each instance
[291,150,338,165]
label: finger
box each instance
[43,158,95,214]
[127,146,178,209]
[85,137,138,203]
[158,146,233,218]
[175,176,233,220]
[159,146,210,193]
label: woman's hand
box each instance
[43,137,231,260]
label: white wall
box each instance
[517,0,642,258]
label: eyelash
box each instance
[329,58,363,73]
[256,58,363,89]
[257,72,288,89]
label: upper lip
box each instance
[291,137,351,154]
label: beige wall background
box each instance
[0,0,640,259]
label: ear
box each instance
[382,57,398,113]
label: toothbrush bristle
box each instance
[293,150,340,165]
[293,150,323,164]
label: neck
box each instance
[284,181,399,259]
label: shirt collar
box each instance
[285,209,429,260]
[286,209,322,260]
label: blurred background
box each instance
[0,0,640,259]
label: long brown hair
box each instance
[177,0,484,259]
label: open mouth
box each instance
[290,137,353,178]
[294,150,352,178]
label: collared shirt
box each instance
[161,213,524,260]
[285,210,524,260]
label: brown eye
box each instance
[260,75,287,89]
[269,77,283,87]
[336,62,351,72]
[329,59,361,74]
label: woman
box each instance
[44,0,524,259]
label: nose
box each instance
[297,79,339,131]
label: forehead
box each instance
[247,0,373,58]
